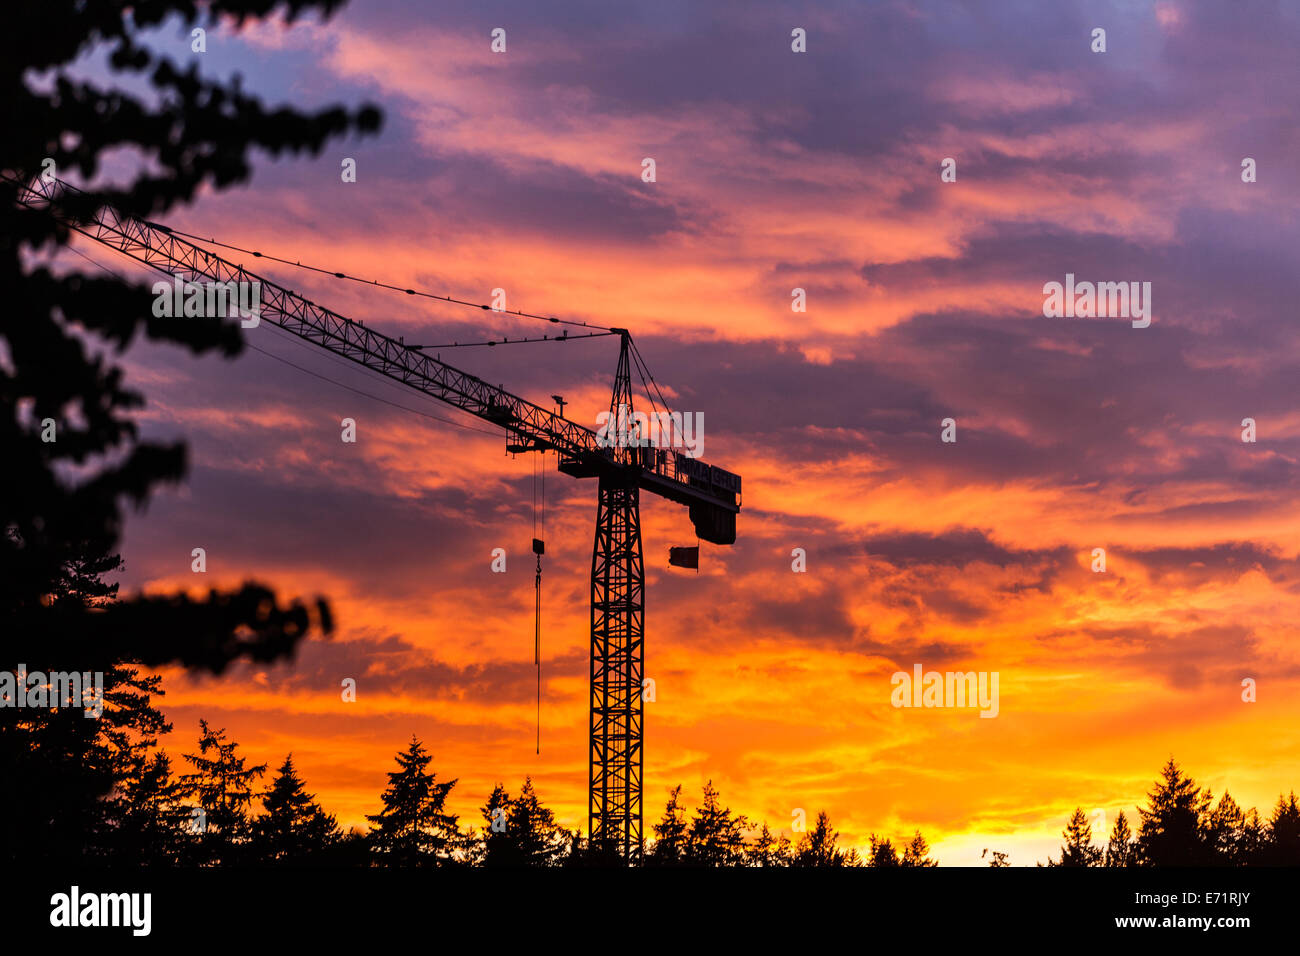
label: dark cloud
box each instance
[744,591,857,641]
[861,528,1065,569]
[207,630,588,702]
[1038,621,1261,692]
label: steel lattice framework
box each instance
[589,475,644,859]
[12,172,742,862]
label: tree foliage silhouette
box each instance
[684,780,750,866]
[901,830,937,867]
[1104,810,1136,868]
[0,547,177,863]
[869,834,900,867]
[750,823,793,867]
[1203,792,1264,867]
[4,0,376,671]
[178,720,266,865]
[2,0,378,865]
[792,811,846,867]
[1136,759,1212,866]
[1264,792,1300,865]
[366,738,463,867]
[868,830,933,867]
[115,750,188,865]
[477,777,569,867]
[1049,808,1102,867]
[1042,759,1299,867]
[479,782,513,865]
[251,755,340,864]
[648,784,689,866]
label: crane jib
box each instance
[11,172,742,536]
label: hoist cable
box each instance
[411,331,618,350]
[156,226,616,331]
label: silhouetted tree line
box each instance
[643,782,934,867]
[5,661,932,868]
[11,545,1300,868]
[1029,759,1300,867]
[7,548,1298,870]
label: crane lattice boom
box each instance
[13,173,740,544]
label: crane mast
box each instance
[13,173,742,861]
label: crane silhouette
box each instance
[13,173,742,862]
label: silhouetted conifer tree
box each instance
[1265,791,1300,865]
[478,778,568,867]
[251,755,340,864]
[0,548,174,863]
[648,784,689,866]
[1137,759,1212,866]
[685,780,750,866]
[1104,810,1136,867]
[508,778,569,866]
[869,834,899,867]
[178,721,266,865]
[901,830,937,867]
[114,750,187,865]
[479,782,514,865]
[749,823,792,867]
[366,737,463,867]
[1203,792,1263,866]
[1050,807,1102,866]
[792,811,845,867]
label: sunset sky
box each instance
[60,0,1300,865]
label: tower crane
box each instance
[12,173,742,862]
